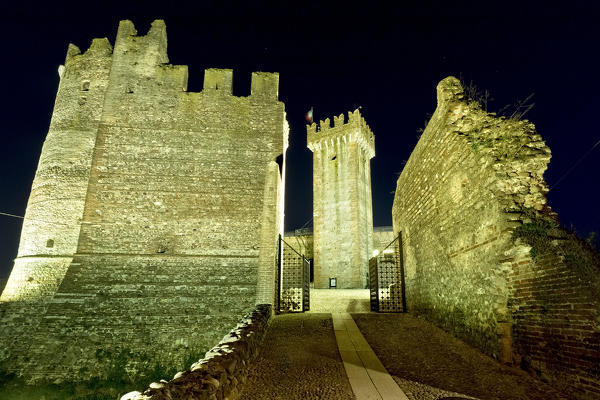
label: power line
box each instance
[549,138,600,192]
[0,211,70,226]
[0,211,24,219]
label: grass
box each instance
[0,348,205,400]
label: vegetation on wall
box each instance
[512,207,600,289]
[460,78,535,120]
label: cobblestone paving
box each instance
[353,313,570,400]
[393,377,479,400]
[240,313,355,400]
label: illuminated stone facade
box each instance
[307,111,375,289]
[0,20,287,381]
[392,77,600,398]
[284,227,393,263]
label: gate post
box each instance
[303,256,310,312]
[277,234,282,314]
[369,256,379,312]
[397,232,407,312]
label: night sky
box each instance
[1,2,599,279]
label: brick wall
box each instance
[392,76,599,398]
[507,233,600,398]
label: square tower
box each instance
[307,109,375,288]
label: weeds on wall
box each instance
[512,207,600,289]
[462,79,493,111]
[460,77,535,121]
[511,208,558,259]
[0,347,204,400]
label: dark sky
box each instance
[1,2,599,279]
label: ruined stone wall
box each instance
[392,76,600,398]
[1,20,287,383]
[307,110,374,289]
[507,235,600,398]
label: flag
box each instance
[305,107,313,124]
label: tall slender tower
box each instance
[307,109,375,289]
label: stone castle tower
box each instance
[0,20,287,381]
[307,110,375,288]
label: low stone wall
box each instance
[123,304,272,400]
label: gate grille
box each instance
[369,233,406,312]
[279,237,310,312]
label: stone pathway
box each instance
[353,313,571,400]
[333,312,408,399]
[239,313,355,399]
[240,299,570,400]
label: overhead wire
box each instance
[549,138,600,192]
[0,211,24,219]
[0,211,70,226]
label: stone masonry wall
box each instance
[372,227,394,253]
[0,38,113,362]
[283,231,313,260]
[307,110,375,289]
[123,304,272,400]
[283,227,393,262]
[256,163,283,306]
[392,76,599,398]
[1,20,287,383]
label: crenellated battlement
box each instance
[204,68,233,93]
[114,19,168,64]
[2,17,288,384]
[307,109,375,158]
[251,72,279,99]
[64,38,113,68]
[58,20,279,100]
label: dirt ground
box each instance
[239,313,355,400]
[352,313,571,400]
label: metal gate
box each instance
[369,233,406,312]
[278,236,310,313]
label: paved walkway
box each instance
[241,288,570,400]
[353,313,570,400]
[239,313,355,399]
[333,312,408,400]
